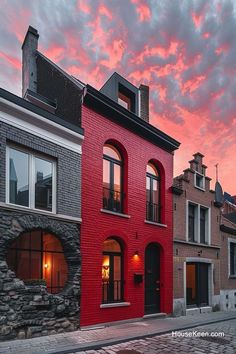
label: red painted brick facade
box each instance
[80,105,175,326]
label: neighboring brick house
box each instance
[172,153,222,316]
[0,35,84,340]
[21,26,180,327]
[220,210,236,310]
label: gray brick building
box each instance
[0,79,83,339]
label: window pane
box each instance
[146,163,158,176]
[152,179,159,204]
[103,159,110,209]
[30,251,42,279]
[103,145,121,160]
[146,176,150,202]
[103,159,110,189]
[43,232,63,252]
[9,148,29,207]
[200,208,206,244]
[35,158,53,211]
[114,164,121,192]
[114,256,121,301]
[30,230,42,250]
[103,239,121,252]
[43,252,68,294]
[118,92,131,110]
[230,243,236,276]
[188,204,195,242]
[17,250,30,280]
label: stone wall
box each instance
[0,209,80,340]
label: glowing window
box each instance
[6,230,68,294]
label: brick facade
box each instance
[80,104,175,326]
[173,153,221,316]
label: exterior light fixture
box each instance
[134,251,139,256]
[44,263,48,269]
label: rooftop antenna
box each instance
[215,163,219,182]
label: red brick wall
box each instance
[80,105,174,326]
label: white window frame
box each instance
[194,172,205,191]
[228,238,236,278]
[186,200,211,244]
[6,145,56,213]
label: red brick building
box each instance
[172,153,222,316]
[80,75,180,326]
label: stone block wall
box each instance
[0,209,80,340]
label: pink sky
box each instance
[0,0,235,194]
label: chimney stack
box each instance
[22,26,39,98]
[139,84,149,123]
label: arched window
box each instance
[102,238,123,303]
[103,144,123,213]
[146,162,161,223]
[6,230,68,294]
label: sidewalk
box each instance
[1,310,236,354]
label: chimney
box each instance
[22,26,39,98]
[139,84,149,123]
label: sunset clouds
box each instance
[0,0,235,193]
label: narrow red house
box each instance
[80,73,180,326]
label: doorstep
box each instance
[143,312,167,319]
[186,306,212,316]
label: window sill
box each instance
[0,202,82,223]
[100,209,131,218]
[229,275,236,279]
[194,185,205,192]
[144,220,167,228]
[100,302,130,309]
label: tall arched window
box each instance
[6,230,68,294]
[103,144,123,213]
[146,163,161,223]
[102,238,123,303]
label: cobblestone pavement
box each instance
[1,311,236,354]
[71,319,236,354]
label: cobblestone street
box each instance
[72,319,236,354]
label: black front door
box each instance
[145,243,160,314]
[186,262,209,307]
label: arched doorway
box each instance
[145,243,161,314]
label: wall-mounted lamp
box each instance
[134,251,139,257]
[198,250,202,257]
[44,263,48,269]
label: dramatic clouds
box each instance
[0,0,235,193]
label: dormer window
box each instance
[118,84,135,112]
[118,91,131,110]
[194,172,205,190]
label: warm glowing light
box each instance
[44,263,48,269]
[102,255,110,280]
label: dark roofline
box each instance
[220,224,236,236]
[0,88,84,136]
[84,85,180,152]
